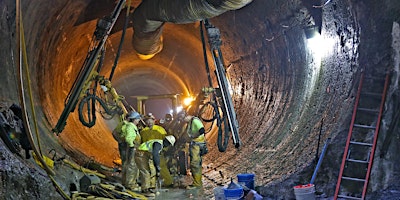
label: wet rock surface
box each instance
[0,140,62,200]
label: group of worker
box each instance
[112,110,208,197]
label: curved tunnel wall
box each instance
[28,0,353,183]
[2,0,400,198]
[17,0,360,183]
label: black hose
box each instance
[109,5,131,81]
[217,114,230,152]
[78,95,121,127]
[200,20,213,87]
[198,101,218,122]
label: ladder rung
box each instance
[350,141,373,146]
[361,92,382,97]
[342,176,366,182]
[357,107,379,113]
[337,194,362,200]
[364,75,385,81]
[346,158,369,164]
[353,124,376,129]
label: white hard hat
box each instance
[165,135,176,146]
[144,113,156,120]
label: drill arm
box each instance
[52,0,126,134]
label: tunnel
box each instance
[1,0,400,199]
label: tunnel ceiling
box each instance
[2,0,400,198]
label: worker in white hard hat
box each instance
[135,134,176,197]
[112,111,142,191]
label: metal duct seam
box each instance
[131,0,253,59]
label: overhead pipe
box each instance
[131,0,253,60]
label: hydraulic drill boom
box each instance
[52,0,126,134]
[203,20,241,148]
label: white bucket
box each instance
[213,186,225,200]
[293,184,316,200]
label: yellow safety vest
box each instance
[187,117,205,142]
[138,139,163,153]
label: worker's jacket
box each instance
[113,120,140,148]
[138,139,164,171]
[186,117,205,143]
[140,125,167,143]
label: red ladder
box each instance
[334,71,390,200]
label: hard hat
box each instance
[165,135,176,146]
[177,110,187,119]
[144,113,156,120]
[165,113,173,121]
[127,111,141,119]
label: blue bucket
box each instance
[223,187,243,200]
[237,173,255,190]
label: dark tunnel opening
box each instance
[1,0,400,199]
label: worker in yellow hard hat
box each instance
[140,113,167,142]
[179,111,208,189]
[112,111,142,191]
[135,134,176,197]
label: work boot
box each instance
[142,189,155,197]
[186,185,201,190]
[164,183,175,188]
[127,186,141,192]
[192,174,203,187]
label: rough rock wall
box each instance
[0,139,62,200]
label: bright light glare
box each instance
[176,106,183,113]
[307,34,334,59]
[183,96,194,106]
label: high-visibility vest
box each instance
[187,117,205,142]
[138,139,163,153]
[113,120,140,147]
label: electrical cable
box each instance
[16,1,72,199]
[16,0,55,176]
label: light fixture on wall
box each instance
[304,25,321,39]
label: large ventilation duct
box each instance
[131,0,253,59]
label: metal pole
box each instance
[310,138,331,184]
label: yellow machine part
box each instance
[71,184,148,200]
[32,152,54,169]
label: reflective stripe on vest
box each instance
[138,139,163,152]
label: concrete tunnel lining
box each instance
[1,0,400,199]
